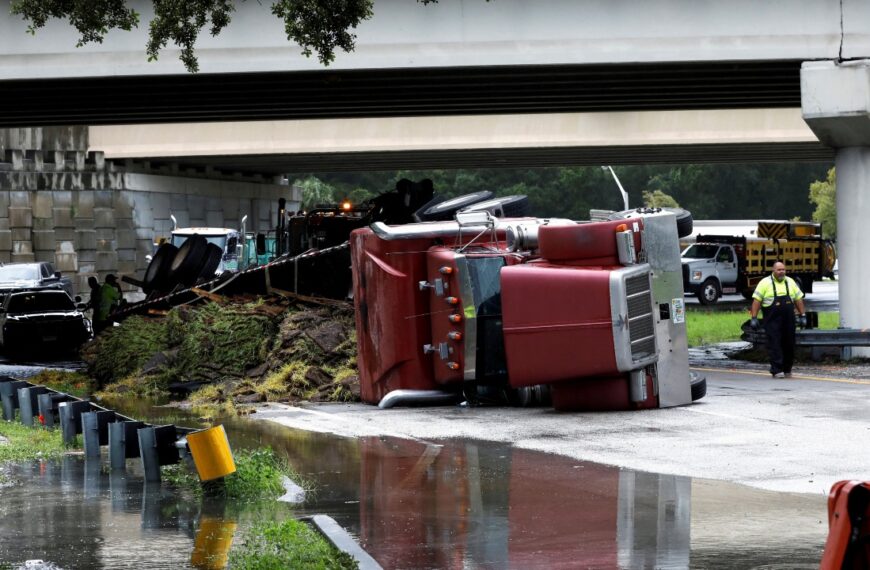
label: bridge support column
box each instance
[802,60,870,357]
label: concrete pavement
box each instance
[253,366,870,496]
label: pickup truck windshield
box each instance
[0,265,39,281]
[6,291,75,313]
[171,235,228,250]
[682,244,721,259]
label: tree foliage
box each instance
[10,0,458,72]
[293,175,336,210]
[809,167,836,238]
[642,189,679,208]
[300,163,832,223]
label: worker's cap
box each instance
[105,274,118,283]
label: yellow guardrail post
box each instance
[186,425,237,482]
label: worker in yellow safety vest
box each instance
[749,261,806,378]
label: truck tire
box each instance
[607,207,693,238]
[698,278,720,305]
[142,243,178,294]
[167,235,208,287]
[509,384,552,407]
[690,372,707,401]
[741,288,755,301]
[459,195,530,218]
[416,191,493,222]
[196,244,223,283]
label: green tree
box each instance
[642,189,679,208]
[809,167,837,238]
[9,0,475,72]
[293,175,335,209]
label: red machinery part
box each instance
[351,228,440,404]
[500,264,619,387]
[821,480,870,569]
[538,217,644,265]
[425,247,466,385]
[549,374,658,412]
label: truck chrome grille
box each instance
[625,273,656,361]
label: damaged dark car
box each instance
[0,290,92,356]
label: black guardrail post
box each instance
[1,380,31,421]
[37,392,74,429]
[58,400,92,446]
[17,385,49,427]
[109,420,145,470]
[81,410,116,457]
[138,425,181,482]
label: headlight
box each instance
[692,271,702,281]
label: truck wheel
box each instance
[607,207,693,238]
[459,195,530,218]
[416,191,493,222]
[741,288,754,301]
[698,279,720,305]
[690,372,707,401]
[509,384,551,407]
[196,244,223,283]
[142,243,178,294]
[168,235,208,287]
[668,208,694,238]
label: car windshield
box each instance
[6,292,75,313]
[0,265,39,281]
[682,244,720,259]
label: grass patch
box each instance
[162,447,294,501]
[24,370,94,398]
[686,309,840,347]
[228,518,358,570]
[0,421,75,463]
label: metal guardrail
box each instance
[0,375,226,484]
[740,317,870,348]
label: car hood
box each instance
[0,279,40,289]
[6,311,83,320]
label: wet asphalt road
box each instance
[254,364,870,496]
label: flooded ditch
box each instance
[0,395,827,569]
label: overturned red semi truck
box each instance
[350,209,700,412]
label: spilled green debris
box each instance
[84,297,360,413]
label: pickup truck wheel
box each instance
[698,279,720,305]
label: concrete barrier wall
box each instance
[1,127,300,298]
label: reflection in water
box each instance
[0,403,826,569]
[239,423,824,569]
[0,456,250,569]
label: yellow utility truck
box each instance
[681,220,836,305]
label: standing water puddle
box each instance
[1,401,826,569]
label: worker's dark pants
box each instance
[764,303,796,375]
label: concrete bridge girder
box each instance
[802,60,870,355]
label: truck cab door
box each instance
[716,246,739,293]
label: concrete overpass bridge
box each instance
[3,0,870,348]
